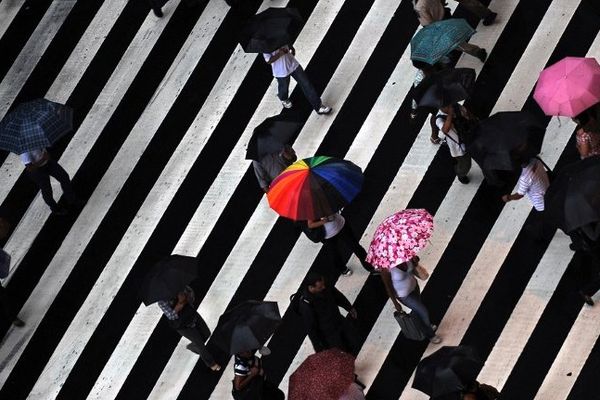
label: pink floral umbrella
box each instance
[533,57,600,117]
[366,209,434,270]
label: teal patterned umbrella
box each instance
[411,19,475,65]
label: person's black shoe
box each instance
[12,318,25,327]
[149,0,163,17]
[186,343,200,354]
[580,291,595,306]
[482,11,497,26]
[475,48,488,63]
[458,176,470,184]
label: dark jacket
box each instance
[298,286,353,351]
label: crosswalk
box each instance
[0,0,599,398]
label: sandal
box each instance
[210,363,222,372]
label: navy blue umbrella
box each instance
[0,99,73,154]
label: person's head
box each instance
[304,271,326,294]
[280,145,297,162]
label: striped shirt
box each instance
[517,158,549,211]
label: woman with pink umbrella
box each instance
[534,56,600,159]
[366,209,442,344]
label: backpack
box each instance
[296,221,325,243]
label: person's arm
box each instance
[441,109,454,135]
[265,47,289,64]
[157,300,179,320]
[307,219,327,229]
[576,130,591,159]
[379,269,403,312]
[501,193,524,203]
[252,161,271,192]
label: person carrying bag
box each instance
[380,257,442,344]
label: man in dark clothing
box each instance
[252,145,297,192]
[297,273,360,355]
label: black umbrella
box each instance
[245,113,302,161]
[140,255,198,306]
[467,111,546,171]
[413,345,483,398]
[239,8,303,53]
[545,155,600,233]
[212,300,281,355]
[413,68,476,109]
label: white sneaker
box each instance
[430,335,442,344]
[317,105,332,115]
[281,99,293,109]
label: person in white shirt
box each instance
[19,148,81,215]
[502,157,549,211]
[263,45,332,115]
[434,104,473,184]
[308,213,375,276]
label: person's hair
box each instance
[303,271,324,288]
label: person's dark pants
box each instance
[454,154,472,179]
[262,380,285,400]
[0,284,18,326]
[25,159,77,211]
[323,318,361,356]
[177,315,216,367]
[579,249,600,297]
[524,209,554,243]
[324,224,374,273]
[276,66,322,111]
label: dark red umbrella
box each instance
[288,348,355,400]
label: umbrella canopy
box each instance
[366,209,434,269]
[545,155,600,233]
[414,68,476,109]
[533,57,600,117]
[413,345,483,398]
[239,7,303,53]
[140,255,198,306]
[0,99,73,154]
[411,19,475,65]
[467,111,546,171]
[267,156,363,221]
[289,348,355,400]
[212,300,281,355]
[245,113,302,161]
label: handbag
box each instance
[412,263,430,280]
[394,310,427,341]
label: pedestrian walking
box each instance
[158,286,221,371]
[412,0,497,27]
[380,257,442,344]
[232,349,284,400]
[412,0,489,62]
[264,45,332,115]
[20,148,81,215]
[434,104,474,184]
[307,213,376,276]
[410,60,446,142]
[501,157,550,211]
[252,145,297,192]
[573,106,600,159]
[295,272,361,355]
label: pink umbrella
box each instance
[533,57,600,117]
[366,209,434,270]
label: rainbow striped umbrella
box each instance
[267,156,363,221]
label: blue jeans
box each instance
[276,66,322,110]
[398,285,435,338]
